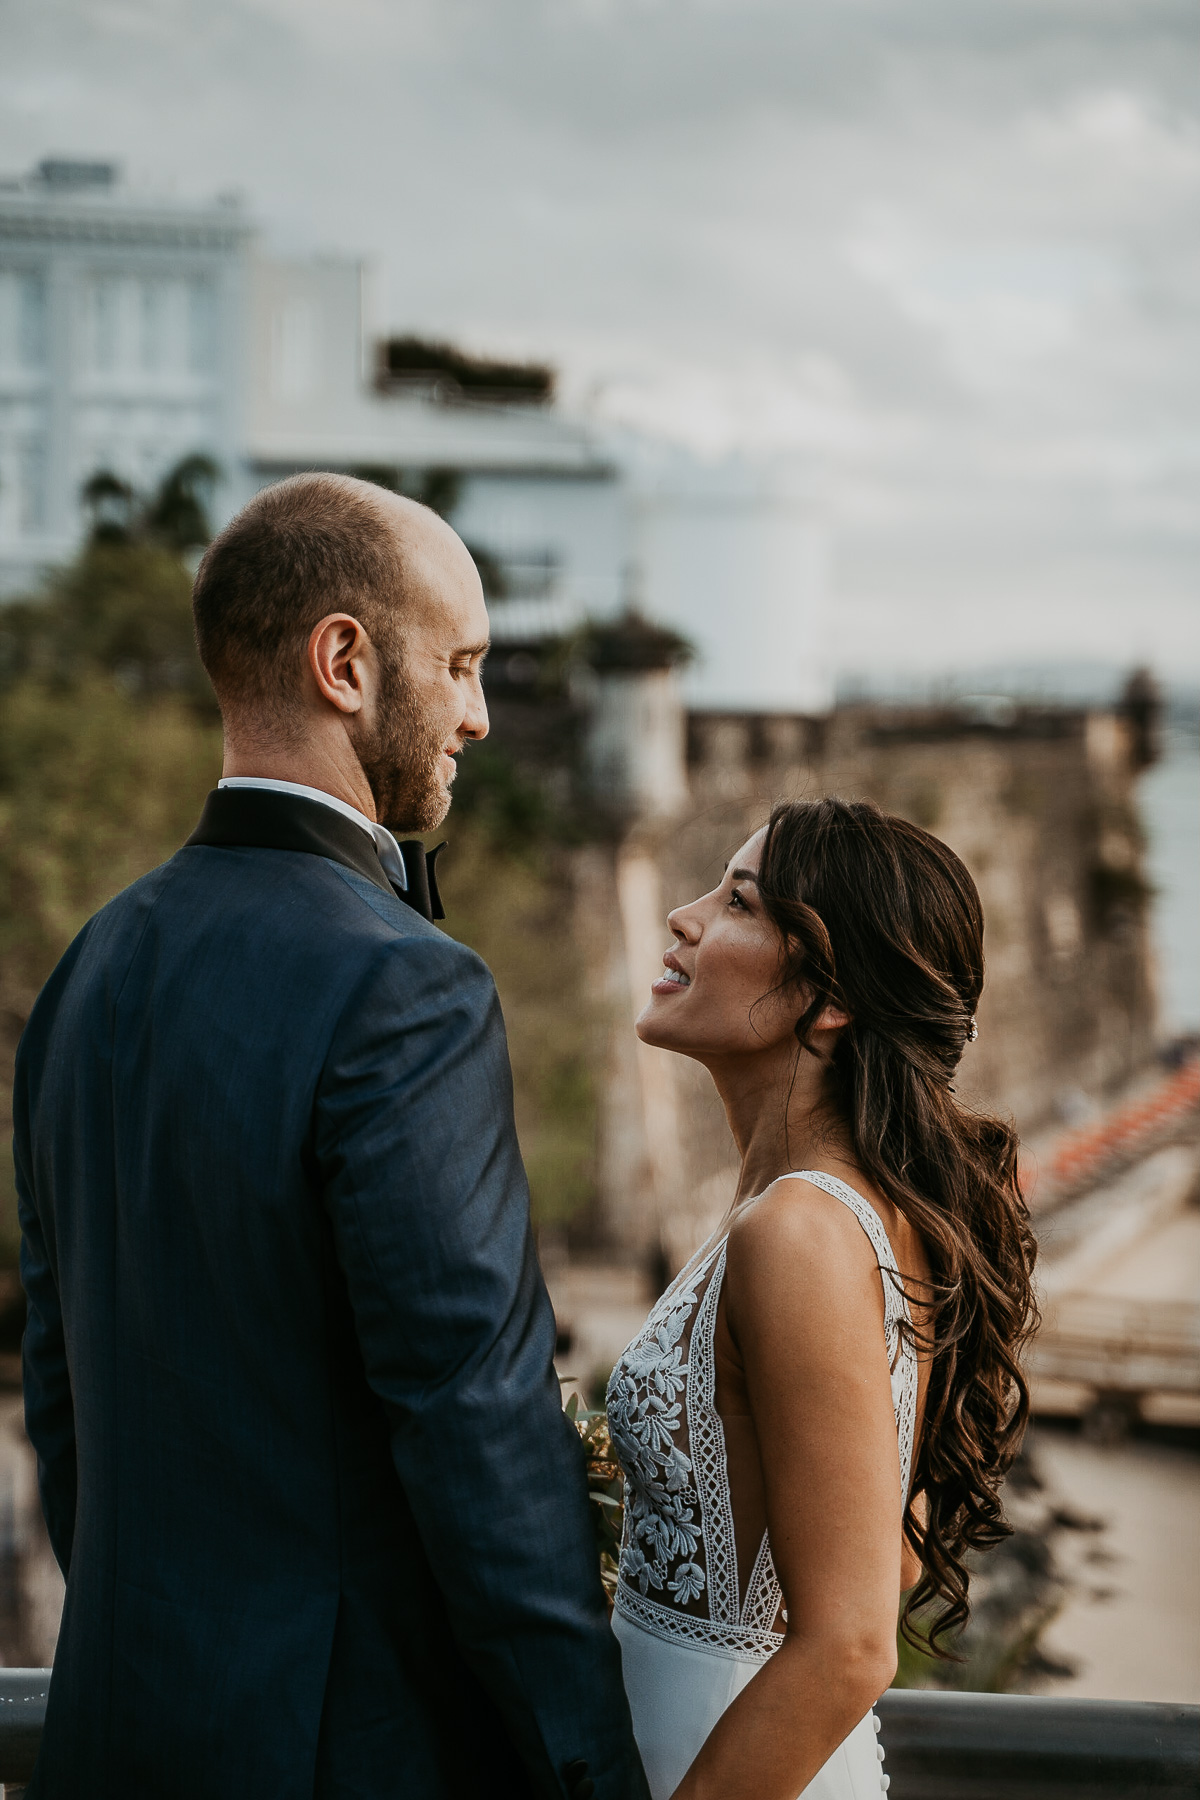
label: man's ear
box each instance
[308,613,371,715]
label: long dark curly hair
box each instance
[755,796,1038,1653]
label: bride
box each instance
[606,798,1038,1800]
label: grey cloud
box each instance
[1,0,1196,677]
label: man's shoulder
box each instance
[39,845,483,1006]
[170,844,491,989]
[17,857,185,1068]
[325,861,493,988]
[330,864,491,979]
[324,861,449,942]
[51,856,181,966]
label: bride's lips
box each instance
[651,951,692,997]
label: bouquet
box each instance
[564,1391,624,1607]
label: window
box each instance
[17,274,47,368]
[0,272,47,370]
[270,299,318,402]
[84,277,122,373]
[18,441,47,534]
[140,280,166,372]
[188,279,217,375]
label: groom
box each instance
[14,475,646,1799]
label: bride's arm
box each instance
[671,1180,903,1800]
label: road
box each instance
[1030,1423,1200,1704]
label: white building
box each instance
[244,254,628,634]
[0,160,626,634]
[0,160,248,589]
[0,160,831,713]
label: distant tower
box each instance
[1120,667,1162,772]
[580,611,691,820]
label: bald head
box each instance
[192,472,477,719]
[194,472,490,833]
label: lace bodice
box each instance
[607,1171,918,1663]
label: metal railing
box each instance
[0,1673,1194,1796]
[0,1670,46,1794]
[876,1691,1199,1799]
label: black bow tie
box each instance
[394,841,446,922]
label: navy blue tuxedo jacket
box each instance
[14,791,644,1799]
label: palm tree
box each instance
[81,470,136,544]
[144,453,221,552]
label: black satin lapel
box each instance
[185,789,393,897]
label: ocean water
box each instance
[1140,722,1200,1036]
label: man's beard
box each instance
[354,641,455,834]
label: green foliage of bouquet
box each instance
[564,1392,623,1607]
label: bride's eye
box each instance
[729,888,748,910]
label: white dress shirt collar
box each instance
[217,776,408,891]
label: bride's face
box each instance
[636,830,801,1059]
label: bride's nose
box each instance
[666,903,700,944]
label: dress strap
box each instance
[780,1170,919,1505]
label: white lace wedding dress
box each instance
[606,1172,917,1800]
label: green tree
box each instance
[142,453,220,553]
[1,540,206,699]
[436,820,599,1229]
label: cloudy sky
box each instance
[2,0,1197,686]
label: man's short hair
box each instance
[192,473,405,714]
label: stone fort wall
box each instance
[573,692,1156,1265]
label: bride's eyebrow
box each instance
[728,867,759,885]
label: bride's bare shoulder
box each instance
[726,1171,928,1320]
[721,1176,892,1359]
[725,1173,883,1285]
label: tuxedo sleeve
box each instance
[13,1058,78,1577]
[315,930,647,1800]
